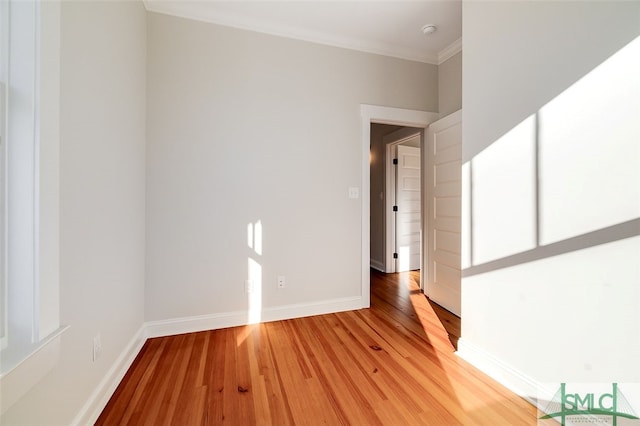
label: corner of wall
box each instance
[71,326,147,425]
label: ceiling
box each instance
[143,1,462,65]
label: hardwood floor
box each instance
[97,270,537,425]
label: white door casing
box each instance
[425,110,462,316]
[361,105,440,308]
[395,145,421,272]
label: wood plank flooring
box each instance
[97,270,537,425]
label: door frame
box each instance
[360,105,439,308]
[383,128,422,273]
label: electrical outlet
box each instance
[277,276,286,289]
[245,279,253,293]
[93,334,102,362]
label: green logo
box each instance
[540,383,639,425]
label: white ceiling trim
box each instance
[143,0,445,64]
[438,38,462,64]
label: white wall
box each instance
[463,1,640,163]
[1,1,146,424]
[461,0,640,394]
[145,12,438,323]
[438,51,461,116]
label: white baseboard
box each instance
[72,325,146,426]
[261,296,363,323]
[145,296,363,338]
[144,310,248,339]
[456,337,540,406]
[370,259,385,272]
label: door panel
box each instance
[435,161,461,184]
[434,250,460,269]
[434,197,461,218]
[396,145,421,272]
[435,229,460,252]
[426,111,462,316]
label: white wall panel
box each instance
[145,12,438,321]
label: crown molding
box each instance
[143,0,441,64]
[438,37,462,64]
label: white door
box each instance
[395,145,421,272]
[425,110,462,316]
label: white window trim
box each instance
[0,0,66,415]
[0,0,10,354]
[4,0,41,367]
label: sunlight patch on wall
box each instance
[463,36,640,271]
[247,220,263,324]
[539,36,640,245]
[471,115,537,264]
[247,257,262,324]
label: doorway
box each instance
[360,105,439,308]
[383,128,422,273]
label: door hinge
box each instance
[393,253,398,259]
[393,205,398,212]
[392,158,398,165]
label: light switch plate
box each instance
[348,187,359,199]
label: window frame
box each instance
[0,0,9,353]
[0,1,66,413]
